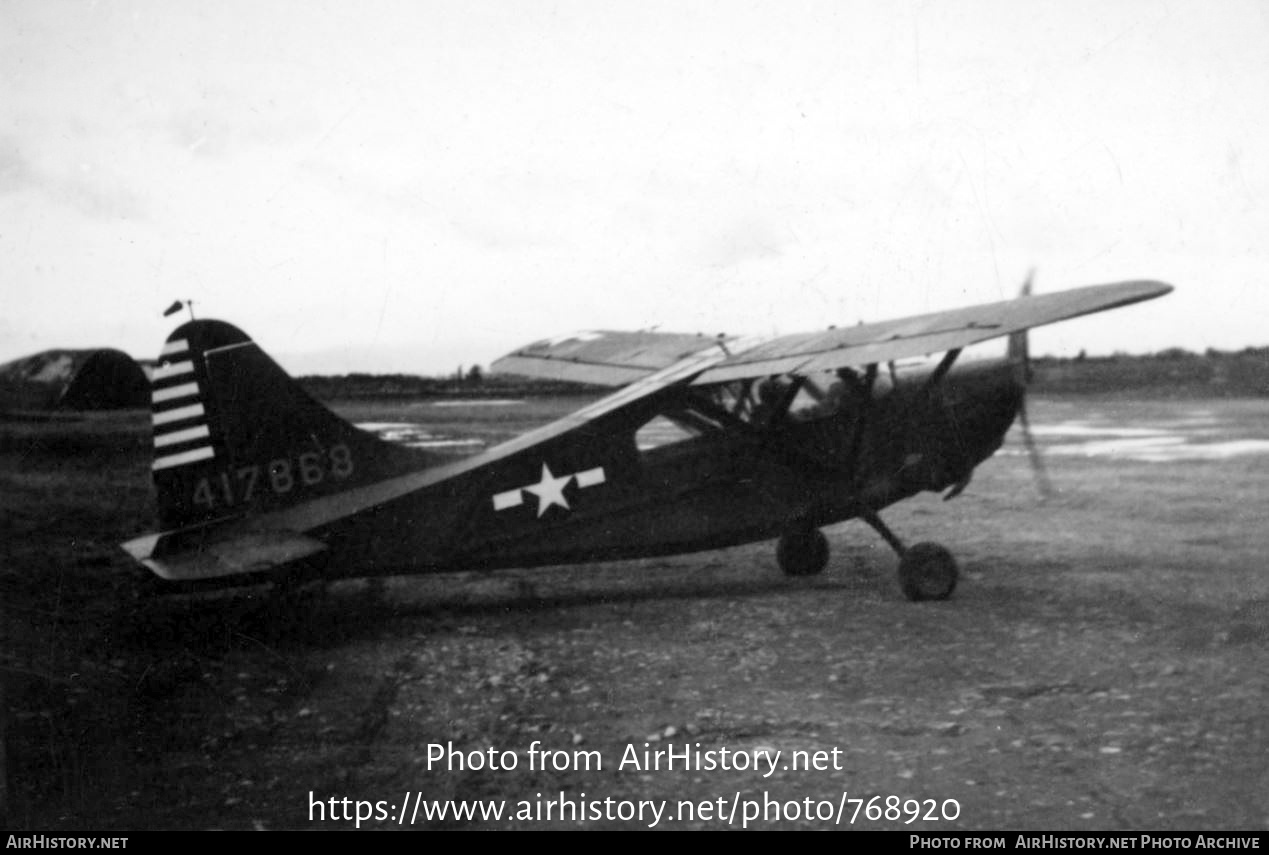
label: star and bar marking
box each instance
[493,463,607,517]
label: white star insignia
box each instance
[522,463,573,517]
[491,464,607,515]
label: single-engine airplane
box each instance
[121,279,1171,600]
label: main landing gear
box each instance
[776,525,829,577]
[776,511,959,601]
[858,507,958,601]
[896,542,958,601]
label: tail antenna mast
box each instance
[162,299,197,322]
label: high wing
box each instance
[492,280,1173,386]
[492,330,728,386]
[692,280,1171,384]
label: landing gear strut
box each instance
[859,507,958,601]
[776,525,829,577]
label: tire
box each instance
[777,527,830,577]
[898,542,958,601]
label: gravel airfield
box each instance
[3,396,1268,831]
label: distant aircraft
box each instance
[121,279,1171,600]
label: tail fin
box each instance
[147,320,429,533]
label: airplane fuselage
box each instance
[299,358,1024,579]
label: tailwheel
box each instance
[777,526,829,577]
[898,542,958,601]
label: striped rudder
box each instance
[150,335,215,471]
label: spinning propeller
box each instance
[1009,271,1056,500]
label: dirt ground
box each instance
[2,397,1268,830]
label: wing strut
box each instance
[841,364,879,491]
[921,348,963,391]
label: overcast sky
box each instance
[3,0,1267,374]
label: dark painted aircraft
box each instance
[121,279,1171,600]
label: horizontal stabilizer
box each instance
[122,528,327,582]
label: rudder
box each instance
[148,320,428,533]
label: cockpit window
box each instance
[786,369,867,422]
[732,368,888,425]
[665,367,888,435]
[787,377,843,422]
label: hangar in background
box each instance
[0,349,149,411]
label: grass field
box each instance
[2,396,1268,830]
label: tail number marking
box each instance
[190,444,355,510]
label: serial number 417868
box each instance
[191,444,355,509]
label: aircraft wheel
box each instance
[777,527,829,577]
[898,542,958,601]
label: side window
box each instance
[635,415,701,452]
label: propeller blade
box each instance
[1018,397,1055,500]
[1010,269,1054,499]
[1007,268,1035,383]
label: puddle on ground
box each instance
[1008,412,1269,462]
[356,422,486,451]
